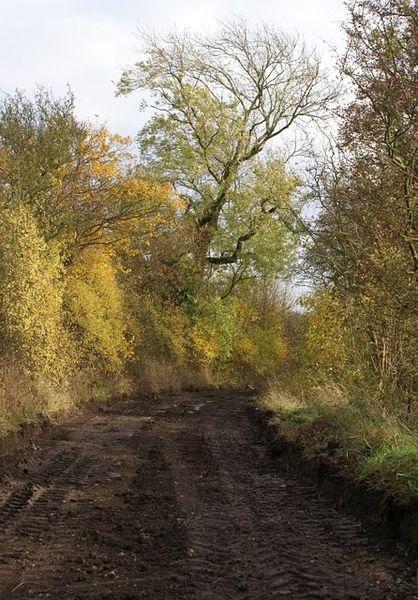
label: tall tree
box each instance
[306,0,418,407]
[341,0,418,275]
[117,20,337,282]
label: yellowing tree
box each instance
[0,90,179,263]
[65,248,132,373]
[0,204,69,380]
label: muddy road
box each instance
[0,389,416,599]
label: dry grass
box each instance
[0,364,40,435]
[134,359,216,395]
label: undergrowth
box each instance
[260,384,418,504]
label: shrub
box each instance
[64,249,131,372]
[0,204,70,380]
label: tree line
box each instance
[0,0,416,433]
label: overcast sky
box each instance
[0,0,347,139]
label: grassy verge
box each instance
[259,384,418,504]
[0,364,135,439]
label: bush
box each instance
[64,249,131,372]
[0,204,70,380]
[190,298,237,372]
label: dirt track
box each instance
[0,389,416,599]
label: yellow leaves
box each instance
[57,126,132,207]
[37,123,183,256]
[190,323,220,366]
[65,249,131,372]
[228,293,289,378]
[303,291,349,379]
[236,335,256,360]
[130,295,190,367]
[186,294,289,379]
[78,127,133,181]
[0,205,71,380]
[0,147,11,173]
[234,328,287,377]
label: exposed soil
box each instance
[256,411,418,552]
[0,389,416,599]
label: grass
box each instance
[259,384,418,504]
[359,437,418,501]
[282,406,317,424]
[0,364,133,439]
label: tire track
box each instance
[161,393,417,600]
[0,390,415,599]
[0,412,190,599]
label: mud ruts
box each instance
[0,390,416,598]
[254,406,418,555]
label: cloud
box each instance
[0,0,346,137]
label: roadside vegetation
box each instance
[260,0,418,504]
[0,0,416,503]
[261,385,418,503]
[0,18,330,433]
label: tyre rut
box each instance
[0,390,415,599]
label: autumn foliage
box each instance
[0,3,416,447]
[0,86,296,432]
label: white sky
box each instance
[0,0,347,139]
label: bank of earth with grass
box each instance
[258,385,418,549]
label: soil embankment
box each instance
[0,389,416,599]
[254,407,418,553]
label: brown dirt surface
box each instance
[0,389,416,599]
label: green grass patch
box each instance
[282,406,316,424]
[358,436,418,502]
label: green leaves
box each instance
[118,20,335,291]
